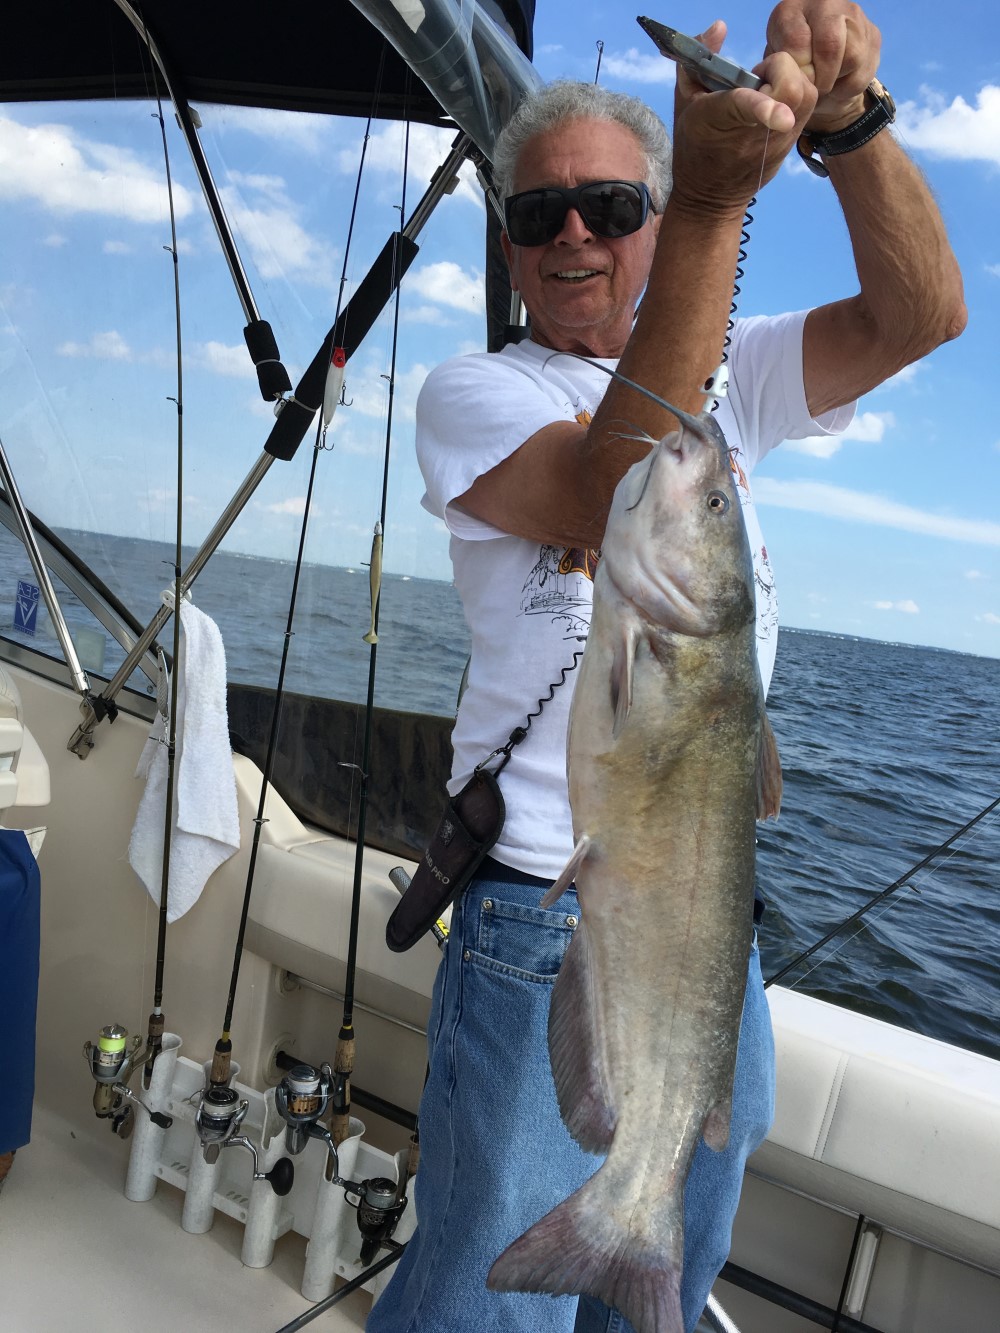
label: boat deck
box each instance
[1,1104,369,1333]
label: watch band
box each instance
[798,79,896,178]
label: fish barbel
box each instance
[488,412,782,1332]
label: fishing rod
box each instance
[765,791,1000,989]
[144,68,187,1091]
[184,97,383,1191]
[83,34,185,1121]
[274,1244,405,1332]
[330,118,412,1153]
[202,69,385,1100]
[187,72,414,1251]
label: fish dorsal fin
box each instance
[548,917,616,1153]
[539,833,590,909]
[756,707,782,821]
[610,625,637,741]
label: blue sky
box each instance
[0,0,998,658]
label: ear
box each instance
[499,228,520,293]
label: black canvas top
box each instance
[1,0,535,124]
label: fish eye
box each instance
[707,491,730,514]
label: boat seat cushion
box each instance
[0,663,49,810]
[755,987,1000,1274]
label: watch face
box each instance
[870,78,897,120]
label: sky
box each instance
[0,0,998,659]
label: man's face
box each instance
[500,117,661,358]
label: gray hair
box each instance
[492,81,672,211]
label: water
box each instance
[5,529,999,1061]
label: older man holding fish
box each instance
[367,2,965,1331]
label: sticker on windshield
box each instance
[14,579,40,636]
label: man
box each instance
[368,4,965,1330]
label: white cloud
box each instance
[784,410,895,458]
[877,363,922,390]
[978,611,1000,625]
[338,123,483,209]
[988,263,1000,278]
[0,114,196,222]
[202,105,331,156]
[895,85,1000,166]
[43,234,67,248]
[400,303,453,327]
[222,172,337,288]
[58,330,132,361]
[260,496,311,516]
[965,569,988,580]
[406,261,483,314]
[193,341,257,379]
[345,359,432,424]
[754,478,1000,546]
[602,48,677,85]
[103,240,132,255]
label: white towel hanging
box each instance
[128,594,240,922]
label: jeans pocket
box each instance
[472,895,579,983]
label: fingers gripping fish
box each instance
[488,410,782,1333]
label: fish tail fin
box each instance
[488,1167,683,1333]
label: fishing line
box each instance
[331,104,414,1147]
[777,801,1000,993]
[541,351,715,441]
[206,58,389,1090]
[765,791,1000,989]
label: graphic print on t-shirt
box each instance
[519,543,598,638]
[514,401,601,639]
[514,398,776,648]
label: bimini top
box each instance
[1,0,537,148]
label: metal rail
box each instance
[67,137,475,756]
[0,437,90,697]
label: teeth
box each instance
[555,269,599,280]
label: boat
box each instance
[1,4,998,1331]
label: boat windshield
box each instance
[0,96,484,718]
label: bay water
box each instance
[8,530,1000,1061]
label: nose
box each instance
[553,206,594,245]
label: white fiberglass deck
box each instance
[1,1104,370,1333]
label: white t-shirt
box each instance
[416,311,853,880]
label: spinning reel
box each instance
[192,1078,294,1196]
[275,1060,407,1260]
[83,1022,173,1139]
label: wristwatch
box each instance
[798,79,896,178]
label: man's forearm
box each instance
[804,128,967,416]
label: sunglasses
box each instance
[503,180,654,247]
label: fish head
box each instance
[601,413,755,637]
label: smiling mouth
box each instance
[552,268,601,283]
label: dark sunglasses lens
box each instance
[505,189,567,246]
[505,182,648,246]
[578,182,646,237]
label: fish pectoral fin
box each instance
[702,1097,733,1152]
[539,833,591,909]
[547,917,616,1153]
[609,625,637,741]
[755,706,783,821]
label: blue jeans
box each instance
[367,861,774,1333]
